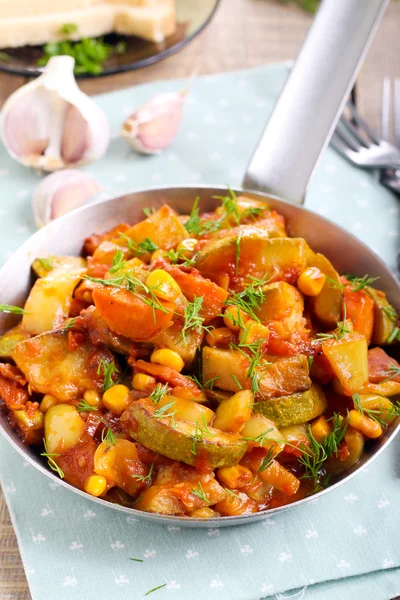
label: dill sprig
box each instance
[149,383,169,404]
[180,297,211,345]
[242,427,274,447]
[316,305,351,341]
[191,481,209,503]
[41,439,64,479]
[97,358,119,392]
[224,488,241,499]
[190,418,216,456]
[225,275,270,323]
[76,399,99,413]
[101,423,116,447]
[35,257,54,271]
[235,233,242,275]
[346,274,380,292]
[143,207,156,218]
[153,402,177,427]
[383,304,398,323]
[230,339,271,396]
[132,462,154,485]
[184,197,222,236]
[163,247,196,268]
[257,447,275,473]
[119,233,158,257]
[353,392,400,426]
[0,304,26,315]
[382,364,400,382]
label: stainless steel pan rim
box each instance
[0,184,399,528]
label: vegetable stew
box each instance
[1,191,399,519]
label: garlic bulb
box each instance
[121,90,186,154]
[33,170,102,228]
[1,56,110,171]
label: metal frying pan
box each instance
[0,0,398,528]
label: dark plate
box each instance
[0,0,220,78]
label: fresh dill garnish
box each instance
[224,488,241,499]
[129,558,144,563]
[101,424,116,447]
[213,187,241,225]
[316,305,351,341]
[191,481,209,503]
[190,419,216,456]
[97,358,119,392]
[387,327,400,344]
[325,276,345,290]
[59,23,78,34]
[132,462,154,485]
[235,233,242,275]
[353,392,399,426]
[307,356,314,370]
[242,427,274,447]
[231,374,243,389]
[76,399,99,413]
[63,317,78,331]
[109,249,127,274]
[163,247,196,267]
[41,439,64,479]
[145,584,167,596]
[184,197,222,236]
[119,233,158,257]
[153,402,177,426]
[143,207,157,218]
[225,275,270,323]
[346,274,380,292]
[230,339,271,396]
[257,447,275,473]
[0,304,26,315]
[36,257,54,271]
[149,383,169,404]
[180,297,210,344]
[382,364,400,382]
[383,304,398,323]
[186,374,219,391]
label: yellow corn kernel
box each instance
[238,320,269,345]
[311,415,331,442]
[348,409,383,439]
[84,474,107,497]
[39,394,58,413]
[176,238,198,259]
[83,390,102,409]
[150,249,165,264]
[102,384,131,416]
[223,305,250,331]
[150,348,184,372]
[146,269,181,301]
[297,267,326,296]
[216,465,253,489]
[132,373,156,392]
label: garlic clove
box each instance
[32,170,102,229]
[1,56,110,171]
[61,104,90,164]
[121,90,186,155]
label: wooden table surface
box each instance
[0,1,399,598]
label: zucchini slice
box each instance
[127,398,247,468]
[254,383,327,427]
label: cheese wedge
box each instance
[0,0,176,48]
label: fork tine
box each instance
[381,78,391,141]
[345,101,381,146]
[335,121,363,152]
[394,79,400,148]
[339,113,370,149]
[330,132,357,161]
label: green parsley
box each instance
[145,584,167,596]
[97,358,119,392]
[191,481,209,503]
[37,37,127,75]
[0,304,26,315]
[41,439,64,479]
[76,399,98,413]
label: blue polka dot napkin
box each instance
[0,63,399,600]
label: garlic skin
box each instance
[121,90,186,155]
[1,56,110,171]
[32,170,102,228]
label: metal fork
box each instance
[379,78,400,195]
[331,89,400,170]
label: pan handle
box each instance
[243,0,389,205]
